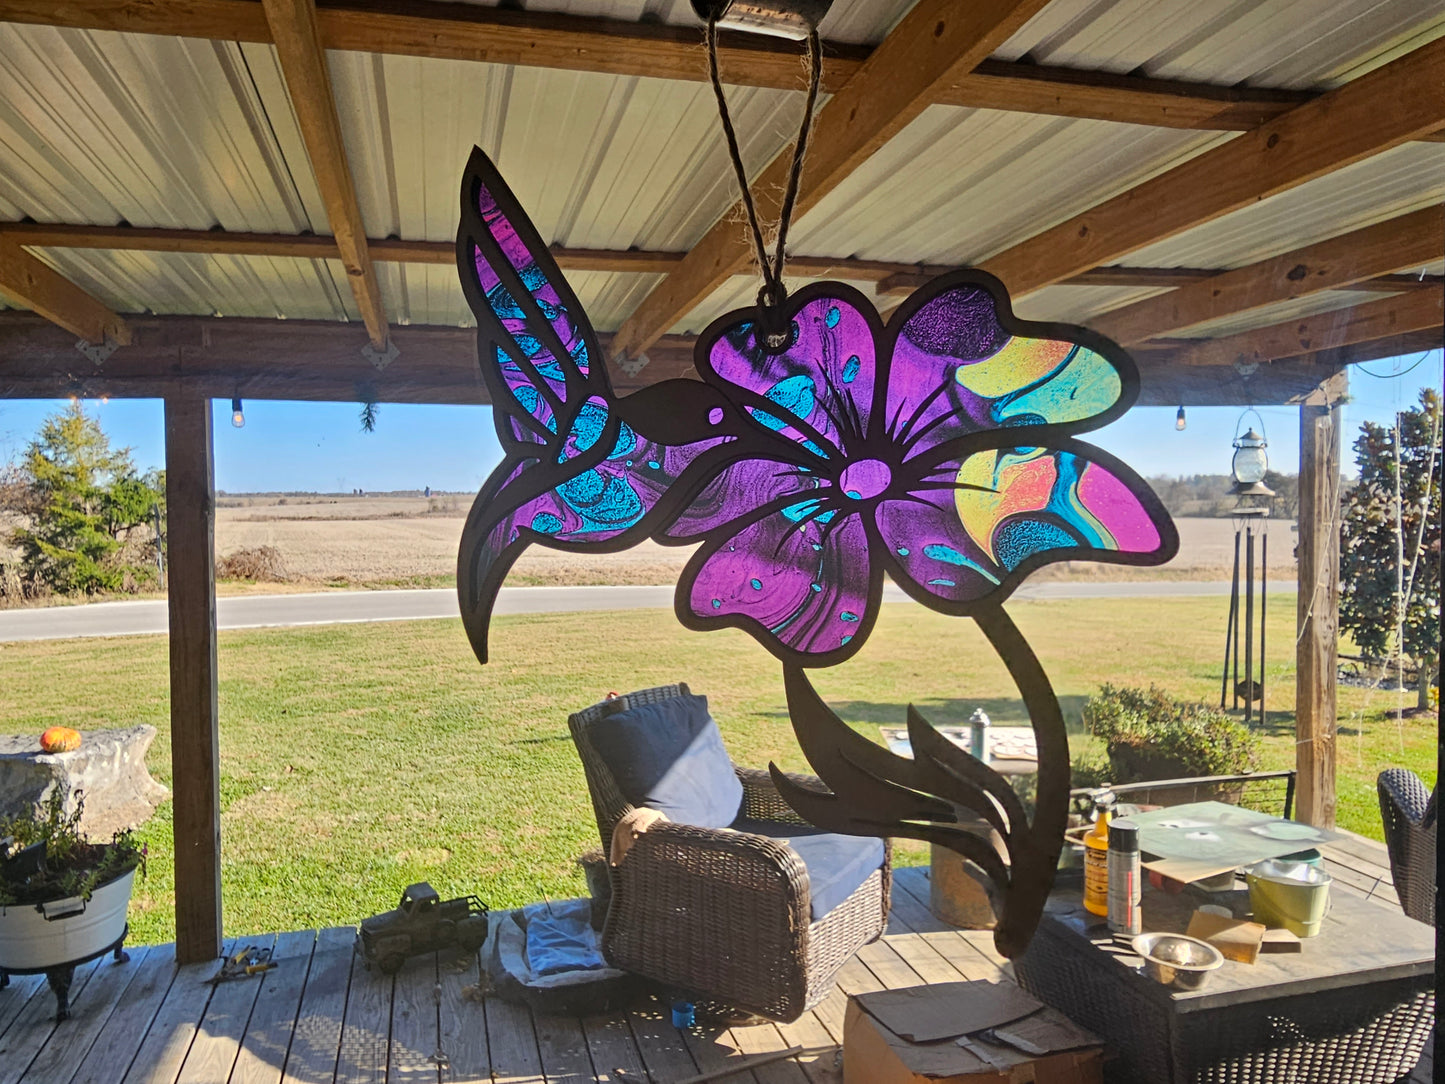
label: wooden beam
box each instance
[0,311,1361,408]
[981,38,1445,297]
[261,0,387,350]
[1162,289,1443,368]
[0,237,130,344]
[1091,207,1445,345]
[0,0,1374,135]
[1295,372,1346,828]
[164,393,223,964]
[0,313,698,403]
[610,0,1051,363]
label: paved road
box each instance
[0,580,1293,643]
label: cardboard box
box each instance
[843,982,1104,1083]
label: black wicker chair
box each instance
[1378,767,1437,926]
[568,683,891,1022]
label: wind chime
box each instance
[1221,414,1273,724]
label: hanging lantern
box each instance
[1230,427,1273,496]
[690,0,833,39]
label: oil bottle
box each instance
[1083,791,1115,917]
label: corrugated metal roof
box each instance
[0,0,1439,349]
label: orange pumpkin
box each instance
[40,726,81,753]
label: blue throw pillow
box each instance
[587,693,743,828]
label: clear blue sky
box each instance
[0,349,1438,492]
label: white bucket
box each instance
[0,868,134,972]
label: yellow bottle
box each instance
[1083,798,1113,916]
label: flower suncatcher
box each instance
[455,146,1178,954]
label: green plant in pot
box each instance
[0,790,144,1020]
[1082,684,1260,802]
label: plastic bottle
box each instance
[1083,793,1114,917]
[1107,818,1142,936]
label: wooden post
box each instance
[1296,374,1345,827]
[164,395,222,963]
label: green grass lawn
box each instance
[0,595,1433,945]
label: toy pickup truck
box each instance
[356,882,489,974]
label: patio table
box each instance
[1014,875,1434,1083]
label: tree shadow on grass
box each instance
[751,694,1092,735]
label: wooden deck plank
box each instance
[532,1010,598,1082]
[69,946,180,1084]
[281,928,356,1084]
[730,1019,810,1084]
[777,1009,842,1084]
[679,1021,761,1084]
[176,933,278,1084]
[17,946,153,1084]
[1322,830,1395,871]
[437,950,488,1084]
[625,1002,699,1082]
[0,958,105,1084]
[883,876,1003,982]
[579,1011,648,1084]
[0,972,48,1045]
[387,952,440,1084]
[1320,857,1400,906]
[230,929,319,1084]
[482,998,544,1084]
[892,870,1010,973]
[334,945,393,1084]
[120,937,233,1084]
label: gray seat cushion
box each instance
[731,818,886,922]
[587,693,743,828]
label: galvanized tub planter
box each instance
[0,867,134,1020]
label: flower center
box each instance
[839,458,891,500]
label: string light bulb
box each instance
[231,397,245,429]
[1176,405,1186,431]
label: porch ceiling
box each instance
[0,0,1439,404]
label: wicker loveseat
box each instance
[1378,767,1437,926]
[568,683,891,1022]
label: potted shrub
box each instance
[1082,684,1260,802]
[0,790,143,1020]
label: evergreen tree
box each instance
[1339,387,1442,711]
[7,405,165,596]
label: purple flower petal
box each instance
[698,293,878,460]
[888,283,1125,463]
[665,456,821,541]
[678,500,877,665]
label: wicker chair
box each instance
[568,683,891,1023]
[1378,768,1437,925]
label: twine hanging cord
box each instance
[705,17,822,320]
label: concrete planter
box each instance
[0,867,134,972]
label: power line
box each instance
[1354,350,1436,379]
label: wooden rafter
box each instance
[1161,289,1443,368]
[11,0,1438,140]
[609,0,1052,363]
[1091,206,1445,345]
[0,237,130,345]
[24,221,1432,294]
[981,38,1445,297]
[261,0,387,350]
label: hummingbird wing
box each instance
[455,147,753,663]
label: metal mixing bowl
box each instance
[1132,932,1225,990]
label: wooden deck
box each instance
[0,835,1429,1084]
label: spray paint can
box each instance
[968,708,991,763]
[1107,819,1142,936]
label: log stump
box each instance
[0,725,168,838]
